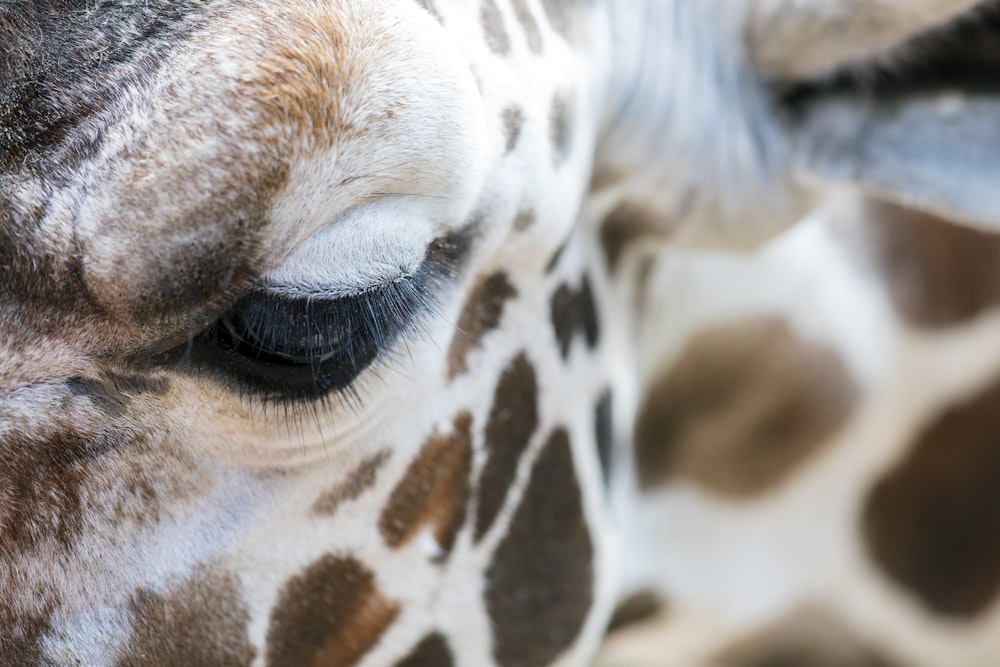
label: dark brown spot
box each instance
[393,633,454,667]
[549,275,600,360]
[599,201,668,274]
[475,353,539,541]
[266,555,399,667]
[606,590,665,634]
[313,450,390,516]
[634,317,857,496]
[481,0,510,55]
[119,567,255,667]
[713,608,898,667]
[510,0,544,52]
[379,413,473,559]
[486,427,594,667]
[863,374,1000,617]
[501,106,523,154]
[550,92,573,164]
[853,200,1000,328]
[513,208,535,232]
[594,389,613,485]
[448,272,518,379]
[0,428,117,551]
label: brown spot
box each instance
[393,633,454,667]
[266,555,399,667]
[501,106,523,154]
[545,237,569,274]
[589,166,625,192]
[855,200,1000,328]
[0,607,50,666]
[475,353,539,541]
[510,0,544,52]
[599,201,668,273]
[634,317,857,496]
[863,374,1000,617]
[606,590,665,634]
[713,608,898,667]
[486,427,594,667]
[0,428,116,551]
[513,208,535,232]
[119,567,255,667]
[594,389,613,485]
[550,92,573,164]
[379,413,473,559]
[481,0,510,55]
[448,272,518,379]
[313,450,390,516]
[549,275,600,360]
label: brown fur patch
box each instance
[510,0,544,52]
[599,201,667,273]
[513,208,535,232]
[393,633,454,667]
[712,608,898,667]
[863,375,1000,617]
[312,450,390,516]
[0,607,50,666]
[475,353,540,541]
[448,272,518,379]
[118,567,255,667]
[481,0,511,55]
[634,317,857,496]
[266,555,399,667]
[379,413,473,559]
[550,91,573,164]
[485,427,594,667]
[0,428,116,551]
[501,106,524,154]
[549,275,600,359]
[857,200,1000,328]
[606,590,665,634]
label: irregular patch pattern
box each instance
[549,92,573,164]
[312,450,391,516]
[510,0,543,52]
[266,555,399,667]
[119,567,255,667]
[481,0,510,55]
[393,633,455,667]
[549,275,600,359]
[863,375,1000,617]
[379,413,473,559]
[474,353,539,541]
[447,272,518,379]
[485,427,594,667]
[857,200,1000,328]
[599,201,665,274]
[634,317,857,496]
[501,106,524,154]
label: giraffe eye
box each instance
[197,274,435,401]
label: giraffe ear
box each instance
[789,91,1000,230]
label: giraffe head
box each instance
[3,0,1000,665]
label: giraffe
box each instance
[2,0,999,665]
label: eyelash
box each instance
[184,264,438,404]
